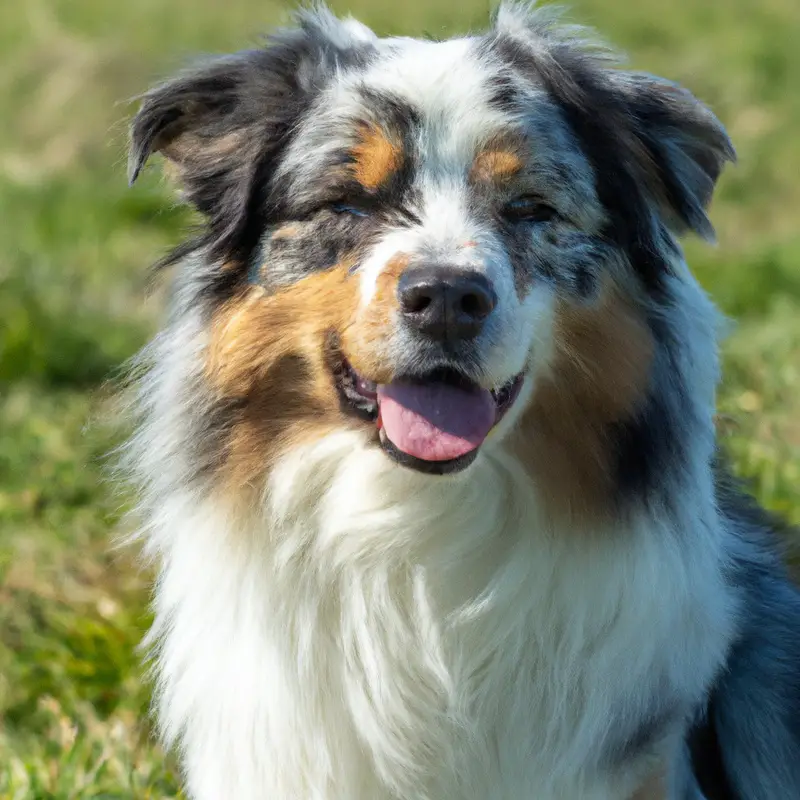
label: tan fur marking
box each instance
[206,255,410,491]
[514,279,654,521]
[342,253,409,383]
[341,253,410,384]
[270,223,302,241]
[470,148,524,184]
[350,124,403,190]
[207,266,360,489]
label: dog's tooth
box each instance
[357,376,377,396]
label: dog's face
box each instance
[130,5,732,501]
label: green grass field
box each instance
[1,0,798,796]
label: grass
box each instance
[1,0,798,795]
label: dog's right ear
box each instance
[128,6,376,262]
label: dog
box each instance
[124,3,800,798]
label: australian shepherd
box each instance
[124,3,800,798]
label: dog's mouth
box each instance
[333,357,524,475]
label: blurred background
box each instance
[0,0,798,796]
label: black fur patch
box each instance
[605,698,685,769]
[611,390,678,503]
[486,69,519,112]
[686,699,742,800]
[616,313,686,506]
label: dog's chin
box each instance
[331,354,524,476]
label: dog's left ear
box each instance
[608,72,736,241]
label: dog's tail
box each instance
[683,471,800,799]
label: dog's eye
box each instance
[331,203,370,218]
[502,196,558,224]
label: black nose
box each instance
[397,266,496,342]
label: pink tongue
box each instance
[377,381,495,462]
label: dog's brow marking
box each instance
[350,123,404,190]
[271,224,302,240]
[470,146,523,184]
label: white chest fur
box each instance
[145,432,736,800]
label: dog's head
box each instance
[130,4,732,513]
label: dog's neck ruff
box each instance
[145,423,735,800]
